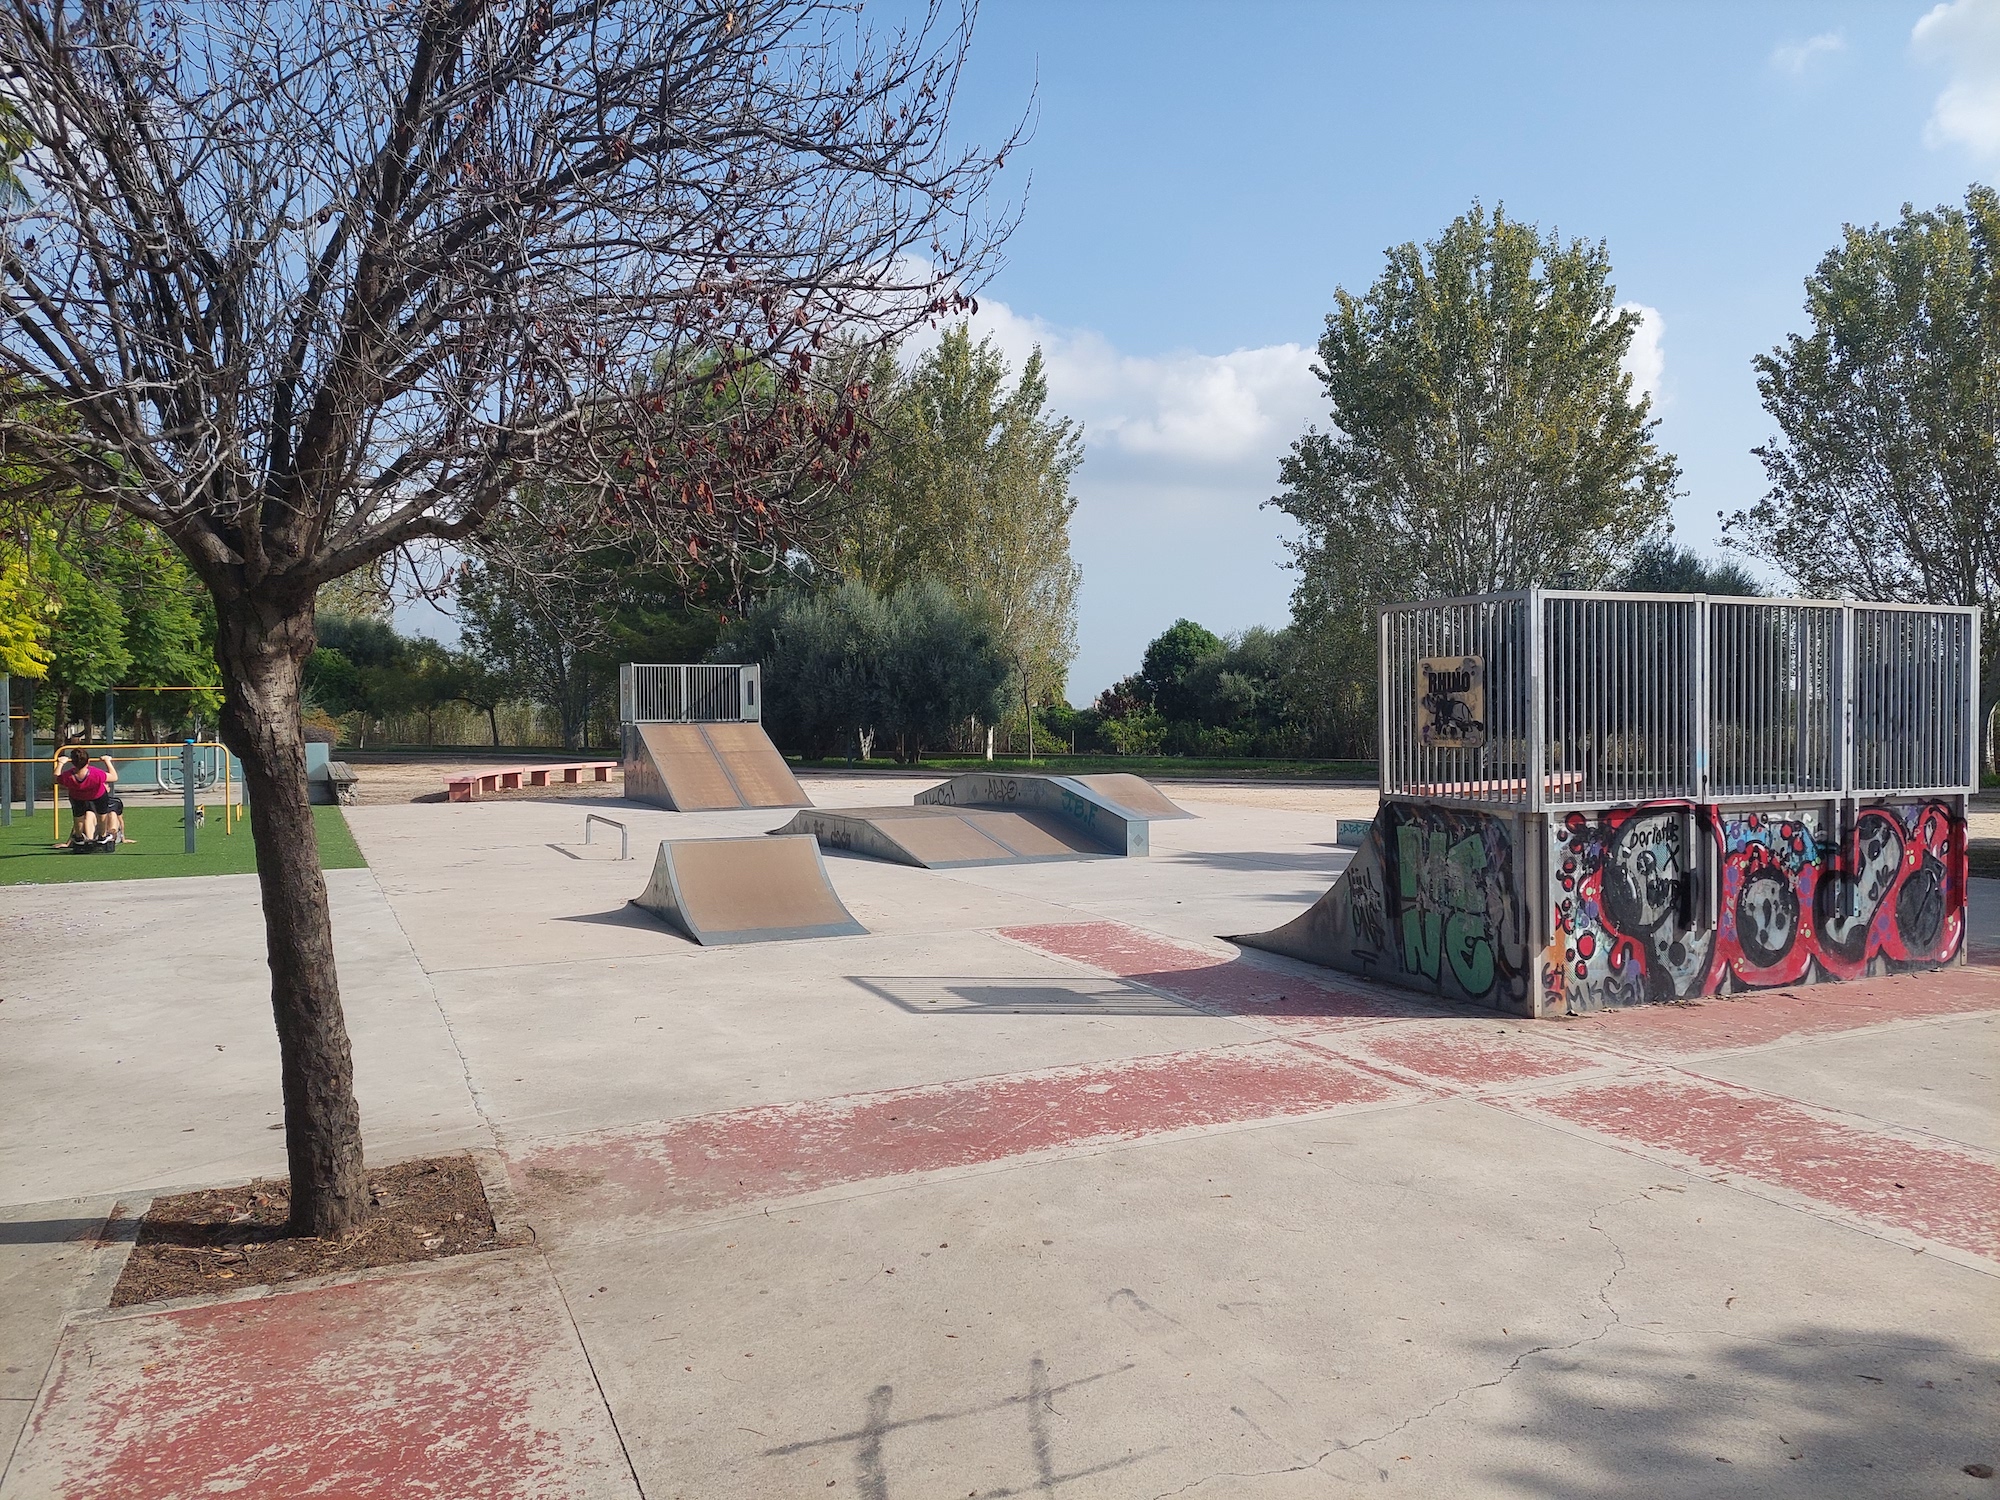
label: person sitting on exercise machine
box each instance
[55,750,129,849]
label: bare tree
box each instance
[0,0,1013,1234]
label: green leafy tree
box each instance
[875,579,1008,761]
[45,557,131,738]
[1614,537,1763,596]
[715,580,888,760]
[1275,200,1678,629]
[105,530,220,735]
[836,326,1083,726]
[1726,186,2000,768]
[1139,619,1224,723]
[0,539,50,680]
[456,539,624,751]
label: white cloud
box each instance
[1770,30,1846,74]
[1914,0,2000,156]
[922,298,1320,468]
[1619,302,1665,408]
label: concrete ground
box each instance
[2,774,1997,1498]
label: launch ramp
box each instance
[631,834,866,945]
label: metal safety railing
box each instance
[1381,590,1980,811]
[618,663,761,724]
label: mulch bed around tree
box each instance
[110,1153,524,1308]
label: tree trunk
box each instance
[213,597,368,1238]
[487,704,500,746]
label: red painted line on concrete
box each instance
[514,1043,1403,1221]
[11,1257,628,1500]
[1521,1076,2000,1260]
[999,921,1401,1026]
[1556,962,2000,1057]
[1351,1027,1600,1088]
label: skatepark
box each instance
[4,643,1999,1497]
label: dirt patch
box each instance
[110,1153,524,1308]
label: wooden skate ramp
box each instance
[628,722,809,812]
[1069,774,1193,820]
[774,804,1111,869]
[631,834,866,945]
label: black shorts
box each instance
[68,793,114,816]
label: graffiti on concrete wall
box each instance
[1549,799,1965,1010]
[1379,803,1527,1005]
[1551,805,1715,1010]
[1719,802,1962,987]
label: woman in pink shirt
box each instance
[55,749,127,846]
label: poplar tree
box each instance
[1727,187,2000,770]
[836,326,1083,719]
[1274,203,1679,624]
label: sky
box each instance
[402,0,2000,703]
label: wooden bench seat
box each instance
[445,761,618,802]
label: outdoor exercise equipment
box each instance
[49,741,240,847]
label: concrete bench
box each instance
[445,761,618,802]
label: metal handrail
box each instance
[584,813,630,860]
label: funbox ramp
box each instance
[773,804,1109,869]
[912,772,1191,856]
[772,771,1190,869]
[624,721,809,812]
[631,833,866,945]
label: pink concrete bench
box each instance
[445,761,618,802]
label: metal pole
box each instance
[105,688,115,741]
[183,739,197,853]
[0,673,10,826]
[21,679,32,818]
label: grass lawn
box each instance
[794,754,1379,781]
[0,804,366,885]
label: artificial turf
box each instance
[0,803,366,885]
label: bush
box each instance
[1101,709,1166,756]
[713,579,1007,761]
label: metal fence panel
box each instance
[1538,592,1701,809]
[1849,606,1977,796]
[1378,592,1976,809]
[1705,600,1843,799]
[1379,593,1533,807]
[619,663,753,723]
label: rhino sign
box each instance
[1418,656,1487,750]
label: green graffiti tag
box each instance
[1396,822,1497,995]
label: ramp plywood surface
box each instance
[633,834,865,945]
[964,809,1105,857]
[883,813,1023,866]
[636,724,741,811]
[632,722,808,811]
[1073,774,1194,819]
[701,722,809,807]
[773,804,1112,868]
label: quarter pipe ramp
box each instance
[624,722,810,812]
[631,834,866,945]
